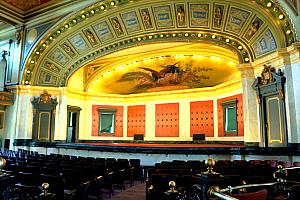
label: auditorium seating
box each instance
[144,159,300,200]
[0,149,142,199]
[1,149,300,200]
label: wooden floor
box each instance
[103,182,146,200]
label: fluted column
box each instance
[236,63,260,145]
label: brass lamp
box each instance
[0,157,6,175]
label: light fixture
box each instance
[100,5,105,10]
[42,43,47,47]
[26,70,31,74]
[82,14,86,19]
[137,37,141,41]
[30,60,35,64]
[211,35,216,39]
[160,34,164,38]
[64,24,69,28]
[286,30,291,34]
[267,2,272,7]
[90,10,95,14]
[148,35,153,39]
[49,36,53,40]
[238,45,243,50]
[172,33,176,37]
[36,51,40,55]
[73,19,77,23]
[184,33,189,37]
[110,1,115,6]
[225,38,230,43]
[57,30,61,34]
[278,14,284,20]
[197,33,202,37]
[244,57,249,62]
[25,80,29,84]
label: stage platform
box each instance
[53,141,299,155]
[14,140,300,165]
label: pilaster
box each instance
[278,44,300,143]
[236,63,260,144]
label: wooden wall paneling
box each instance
[127,105,146,137]
[190,101,214,137]
[155,103,179,137]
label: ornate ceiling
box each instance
[2,0,53,11]
[22,0,296,94]
[74,43,239,94]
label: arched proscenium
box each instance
[22,0,296,86]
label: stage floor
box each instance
[79,142,245,148]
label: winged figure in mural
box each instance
[117,62,203,93]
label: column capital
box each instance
[278,42,300,65]
[236,63,255,78]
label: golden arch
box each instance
[22,0,296,87]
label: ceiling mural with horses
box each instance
[23,0,296,93]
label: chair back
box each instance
[230,189,267,200]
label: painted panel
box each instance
[139,8,154,29]
[110,17,125,36]
[252,28,277,57]
[243,17,264,41]
[127,105,146,137]
[49,48,69,65]
[23,20,56,66]
[155,103,179,137]
[83,28,98,46]
[212,3,225,29]
[69,33,89,53]
[217,94,244,137]
[60,42,76,58]
[225,7,251,35]
[190,101,214,137]
[43,61,61,73]
[92,105,123,137]
[153,5,173,28]
[121,11,141,33]
[37,70,57,85]
[189,3,209,27]
[92,21,114,42]
[175,3,187,27]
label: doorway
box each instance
[67,106,81,143]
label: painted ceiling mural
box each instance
[23,0,296,93]
[86,54,239,94]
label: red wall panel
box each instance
[217,94,244,137]
[92,105,123,137]
[127,105,146,137]
[155,103,179,137]
[190,101,214,137]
